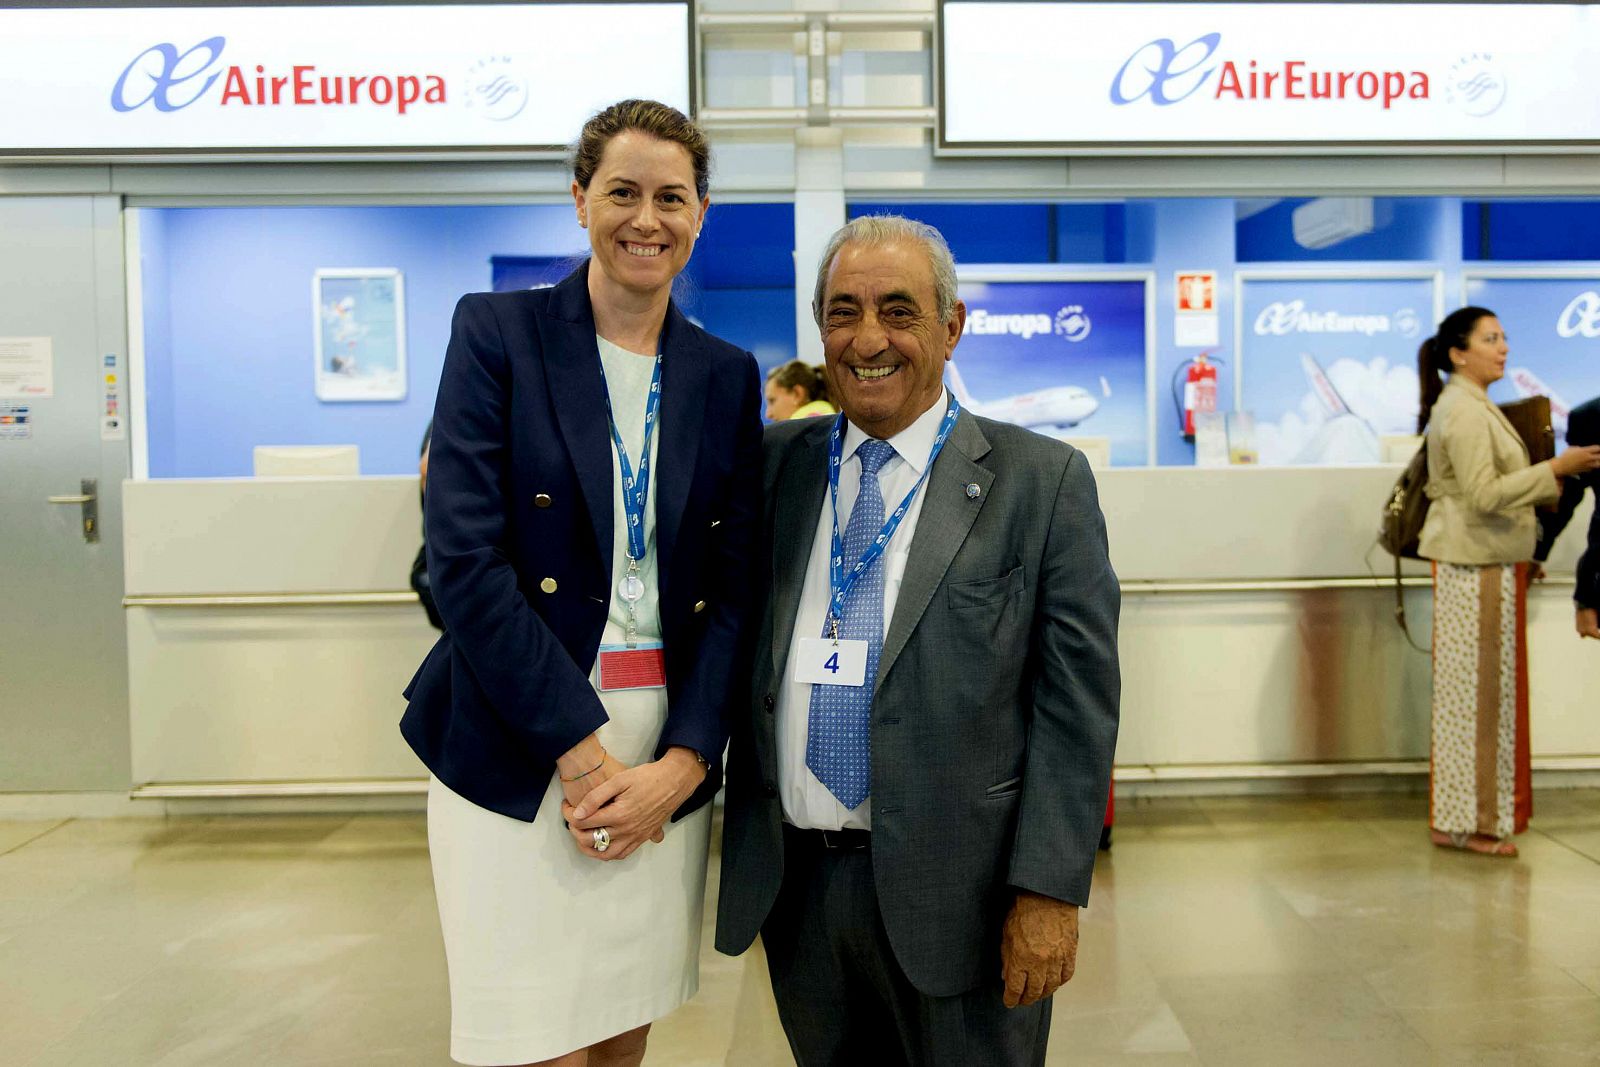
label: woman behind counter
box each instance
[1416,306,1600,858]
[401,100,762,1065]
[762,358,834,420]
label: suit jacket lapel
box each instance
[541,266,612,567]
[654,302,706,592]
[769,421,832,686]
[878,412,993,689]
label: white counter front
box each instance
[121,469,1598,795]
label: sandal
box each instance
[1430,829,1518,858]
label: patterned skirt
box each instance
[1430,561,1532,838]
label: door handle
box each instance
[47,479,98,543]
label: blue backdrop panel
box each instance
[693,288,798,376]
[141,203,795,478]
[1464,202,1600,262]
[1464,274,1600,433]
[952,279,1149,467]
[491,255,579,291]
[850,203,1054,264]
[1236,199,1447,264]
[1239,276,1436,466]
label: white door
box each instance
[0,196,131,791]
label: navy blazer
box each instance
[401,263,763,823]
[1536,397,1600,609]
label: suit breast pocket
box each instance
[946,566,1025,611]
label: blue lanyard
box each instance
[825,395,961,639]
[600,354,663,565]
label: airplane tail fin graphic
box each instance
[1300,353,1352,416]
[945,361,976,406]
[1100,375,1112,398]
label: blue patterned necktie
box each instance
[806,438,896,810]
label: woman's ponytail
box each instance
[1416,336,1445,433]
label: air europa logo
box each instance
[964,306,1092,342]
[111,38,447,116]
[1254,301,1392,337]
[1557,291,1600,339]
[1111,33,1430,110]
[966,309,1052,339]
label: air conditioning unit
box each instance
[1291,197,1385,250]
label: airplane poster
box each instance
[1237,273,1442,466]
[1464,272,1600,437]
[952,273,1154,466]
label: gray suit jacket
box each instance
[715,409,1121,997]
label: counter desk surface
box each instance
[118,469,1598,793]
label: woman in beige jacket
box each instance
[1417,306,1600,857]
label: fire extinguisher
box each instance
[1171,352,1223,442]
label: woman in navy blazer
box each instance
[401,101,761,1067]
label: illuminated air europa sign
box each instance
[0,4,691,155]
[938,1,1600,153]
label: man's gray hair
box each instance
[811,215,960,328]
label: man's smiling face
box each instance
[820,238,965,439]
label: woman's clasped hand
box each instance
[558,737,707,862]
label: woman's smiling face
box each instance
[573,130,708,300]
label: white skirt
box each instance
[427,682,712,1066]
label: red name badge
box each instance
[597,642,667,691]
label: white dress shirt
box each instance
[776,390,952,831]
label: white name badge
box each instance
[794,638,869,687]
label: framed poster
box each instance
[953,268,1156,466]
[1236,271,1442,466]
[1462,269,1600,434]
[313,268,406,402]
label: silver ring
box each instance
[592,827,611,853]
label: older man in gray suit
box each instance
[716,215,1120,1066]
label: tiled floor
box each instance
[3,791,1599,1066]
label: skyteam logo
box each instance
[464,56,528,122]
[1110,33,1221,106]
[1054,305,1092,342]
[1445,54,1507,117]
[111,38,226,112]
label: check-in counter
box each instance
[121,468,1598,797]
[123,476,437,795]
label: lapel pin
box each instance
[965,482,981,499]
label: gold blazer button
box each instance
[534,493,553,508]
[540,577,558,594]
[693,600,707,613]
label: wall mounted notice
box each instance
[1175,270,1219,346]
[102,353,126,440]
[939,2,1600,153]
[0,337,53,399]
[0,3,691,155]
[0,404,31,440]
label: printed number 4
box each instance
[823,652,840,674]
